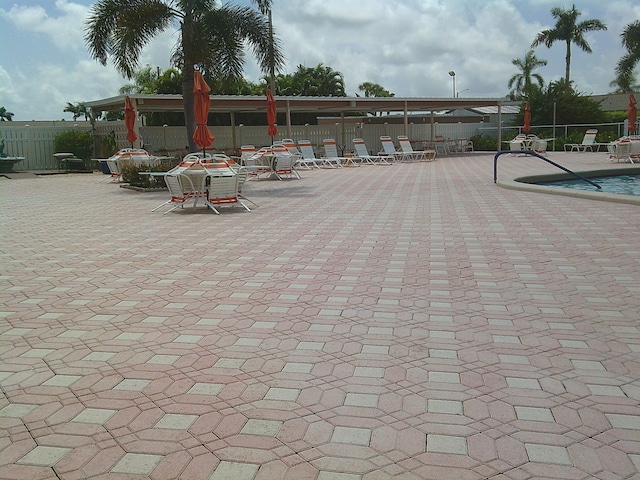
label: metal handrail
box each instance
[493,150,602,190]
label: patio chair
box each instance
[105,158,122,182]
[233,165,258,207]
[353,138,392,165]
[297,140,321,169]
[531,138,548,154]
[379,136,411,162]
[508,134,527,154]
[242,147,273,178]
[564,129,599,152]
[153,173,200,214]
[240,145,256,161]
[205,173,250,214]
[434,135,456,155]
[321,139,348,168]
[272,144,301,179]
[282,138,303,161]
[397,135,436,161]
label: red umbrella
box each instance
[193,70,215,154]
[124,96,138,146]
[523,102,531,134]
[628,94,637,135]
[266,89,278,140]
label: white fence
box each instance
[0,120,486,171]
[3,118,630,172]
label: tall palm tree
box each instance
[85,0,284,151]
[531,4,606,90]
[615,20,640,93]
[508,50,547,100]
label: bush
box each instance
[469,134,500,151]
[120,160,176,188]
[53,130,93,160]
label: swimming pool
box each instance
[539,174,640,196]
[499,166,640,206]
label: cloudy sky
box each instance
[0,0,637,121]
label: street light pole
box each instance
[448,71,456,98]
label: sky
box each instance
[0,0,638,121]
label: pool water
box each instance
[540,174,640,196]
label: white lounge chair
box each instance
[564,129,601,152]
[397,135,436,161]
[352,138,392,165]
[297,140,321,169]
[379,136,411,162]
[321,139,348,168]
[282,138,303,164]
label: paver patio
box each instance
[1,151,639,479]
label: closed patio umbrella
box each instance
[523,102,531,134]
[193,70,215,155]
[628,94,637,135]
[124,96,138,147]
[266,89,278,141]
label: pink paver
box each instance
[1,152,639,479]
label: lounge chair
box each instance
[352,138,392,165]
[297,140,321,169]
[379,136,410,162]
[321,139,348,168]
[281,138,303,162]
[397,135,436,161]
[564,129,603,152]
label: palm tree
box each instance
[0,106,14,121]
[508,50,547,100]
[531,4,607,90]
[615,20,640,93]
[85,0,284,151]
[294,64,346,97]
[358,82,394,98]
[64,102,90,120]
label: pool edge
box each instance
[497,166,640,206]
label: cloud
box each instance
[1,0,88,51]
[0,0,634,121]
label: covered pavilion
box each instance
[85,94,507,148]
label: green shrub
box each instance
[53,130,93,160]
[120,160,175,188]
[469,134,500,151]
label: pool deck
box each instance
[1,151,639,479]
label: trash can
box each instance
[99,160,110,174]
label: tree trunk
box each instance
[182,63,197,152]
[565,40,571,90]
[181,14,197,153]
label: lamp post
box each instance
[448,71,456,98]
[457,88,469,97]
[163,124,168,152]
